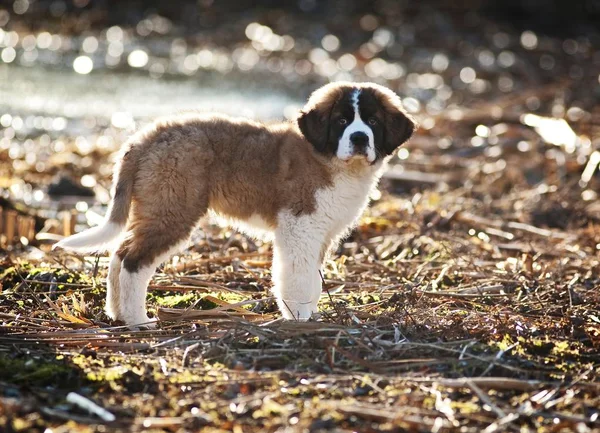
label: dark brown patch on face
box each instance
[297,84,345,155]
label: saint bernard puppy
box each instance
[55,82,417,326]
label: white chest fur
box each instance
[275,164,385,248]
[314,168,382,242]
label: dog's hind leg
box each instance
[105,252,122,320]
[113,224,197,326]
[111,195,209,326]
[105,133,211,326]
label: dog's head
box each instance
[297,82,417,164]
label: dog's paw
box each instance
[280,300,319,321]
[132,316,157,330]
[113,315,157,330]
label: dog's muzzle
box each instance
[350,132,369,155]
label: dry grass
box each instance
[2,168,600,432]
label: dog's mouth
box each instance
[339,154,374,168]
[346,154,366,161]
[342,153,374,164]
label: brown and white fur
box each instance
[54,82,417,326]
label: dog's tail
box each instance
[53,149,137,253]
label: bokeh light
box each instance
[73,56,93,74]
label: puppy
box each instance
[55,82,417,325]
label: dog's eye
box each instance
[368,117,378,125]
[339,118,348,125]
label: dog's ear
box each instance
[297,83,344,154]
[297,108,329,153]
[373,88,417,156]
[382,110,417,156]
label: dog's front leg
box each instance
[272,214,326,320]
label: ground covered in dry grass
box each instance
[2,170,600,432]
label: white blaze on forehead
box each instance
[351,88,360,110]
[337,89,376,162]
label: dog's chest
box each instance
[313,171,377,236]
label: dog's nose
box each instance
[350,132,369,150]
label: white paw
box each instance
[105,306,117,321]
[279,300,318,321]
[129,316,157,330]
[112,312,157,329]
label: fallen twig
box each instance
[66,392,116,422]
